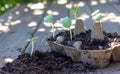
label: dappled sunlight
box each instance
[77,1,85,7]
[0,5,25,32]
[65,3,72,9]
[90,0,108,5]
[57,27,64,31]
[53,21,65,31]
[8,16,12,20]
[4,57,13,63]
[24,8,29,12]
[102,13,120,23]
[57,0,67,4]
[47,10,59,16]
[100,0,107,4]
[79,13,90,21]
[28,21,37,27]
[50,29,54,33]
[0,19,21,33]
[0,25,9,32]
[28,2,45,10]
[0,2,46,35]
[91,0,98,5]
[66,1,85,9]
[71,25,75,29]
[88,0,110,6]
[38,28,45,32]
[71,20,76,25]
[74,1,85,7]
[27,3,33,8]
[10,20,21,26]
[4,22,10,26]
[109,17,120,23]
[15,11,20,15]
[26,2,46,15]
[33,10,43,15]
[54,21,62,27]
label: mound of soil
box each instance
[47,29,120,50]
[0,51,94,74]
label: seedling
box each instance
[60,17,72,40]
[92,10,102,22]
[70,6,80,19]
[91,10,104,40]
[26,37,38,56]
[44,14,54,38]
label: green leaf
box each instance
[26,37,38,42]
[44,14,53,23]
[93,13,102,22]
[60,17,72,28]
[70,8,75,16]
[75,6,80,15]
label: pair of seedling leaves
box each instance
[92,10,102,22]
[26,37,38,56]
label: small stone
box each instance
[73,41,82,50]
[111,32,118,38]
[56,36,64,43]
[98,46,103,50]
[67,41,73,46]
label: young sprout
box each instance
[44,14,54,38]
[92,10,102,22]
[70,6,80,19]
[60,17,72,40]
[26,37,38,56]
[92,10,104,40]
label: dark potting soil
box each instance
[0,51,94,74]
[47,29,120,50]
